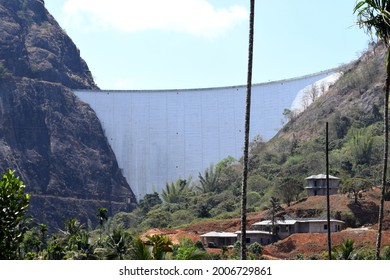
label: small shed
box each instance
[305,174,340,196]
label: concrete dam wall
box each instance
[75,70,338,201]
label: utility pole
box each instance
[326,122,332,260]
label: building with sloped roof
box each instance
[252,215,344,239]
[200,231,238,248]
[305,174,340,196]
[200,215,345,247]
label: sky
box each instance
[44,0,371,90]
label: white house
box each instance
[235,230,274,246]
[200,231,237,248]
[252,215,344,239]
[200,215,344,247]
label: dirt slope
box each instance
[142,189,390,259]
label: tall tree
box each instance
[241,0,255,261]
[341,177,372,204]
[97,207,109,241]
[265,197,284,241]
[354,0,390,259]
[276,177,303,206]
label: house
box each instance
[305,174,340,196]
[200,215,345,247]
[235,230,273,246]
[200,231,237,248]
[251,215,344,239]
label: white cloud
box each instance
[61,0,248,37]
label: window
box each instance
[246,238,251,244]
[323,224,328,230]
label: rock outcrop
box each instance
[0,0,136,230]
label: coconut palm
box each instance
[145,234,173,260]
[240,0,255,261]
[106,227,131,260]
[354,0,390,259]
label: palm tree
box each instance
[145,234,173,260]
[265,197,284,241]
[62,218,85,251]
[129,237,152,260]
[106,227,130,260]
[197,164,220,193]
[241,0,255,261]
[354,0,390,259]
[96,207,108,241]
[337,239,356,260]
[162,177,192,203]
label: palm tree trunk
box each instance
[240,0,255,260]
[376,45,390,260]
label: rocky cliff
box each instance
[0,0,136,230]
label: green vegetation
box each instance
[4,3,390,260]
[3,42,390,259]
[0,170,30,259]
[354,0,390,259]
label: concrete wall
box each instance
[75,70,336,201]
[305,221,344,233]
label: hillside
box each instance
[140,189,390,259]
[130,42,390,259]
[275,42,385,142]
[0,0,136,229]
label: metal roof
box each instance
[252,215,345,226]
[252,220,297,226]
[235,230,273,235]
[305,174,340,180]
[200,231,237,238]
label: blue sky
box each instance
[44,0,371,90]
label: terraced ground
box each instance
[142,188,390,259]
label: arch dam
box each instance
[74,70,339,201]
